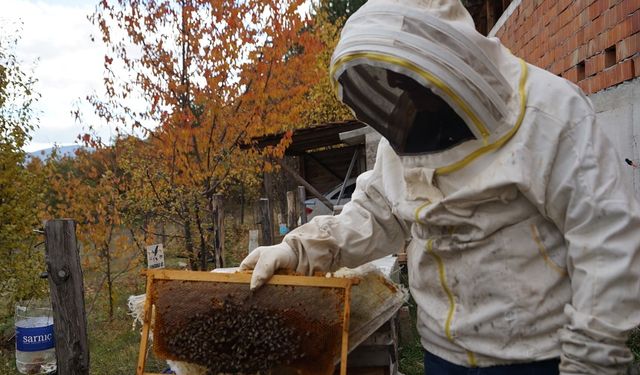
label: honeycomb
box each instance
[151,279,346,375]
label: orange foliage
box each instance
[79,0,326,270]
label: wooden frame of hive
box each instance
[136,269,355,375]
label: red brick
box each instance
[617,32,640,60]
[619,58,635,81]
[590,74,600,93]
[524,3,534,18]
[559,0,573,13]
[632,10,640,33]
[578,78,591,93]
[575,0,590,13]
[603,64,618,86]
[541,52,553,69]
[569,48,582,66]
[564,65,580,82]
[603,6,625,28]
[549,60,562,75]
[586,53,606,76]
[585,16,605,41]
[621,0,640,16]
[588,0,607,20]
[610,11,640,45]
[580,44,589,61]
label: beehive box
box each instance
[136,270,355,375]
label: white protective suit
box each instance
[242,0,640,373]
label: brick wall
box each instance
[493,0,640,94]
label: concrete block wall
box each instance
[493,0,640,94]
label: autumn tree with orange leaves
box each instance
[36,145,145,321]
[81,0,325,270]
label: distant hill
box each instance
[27,145,91,161]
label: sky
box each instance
[3,0,112,152]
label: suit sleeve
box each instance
[544,113,640,374]
[282,149,410,276]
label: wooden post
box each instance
[44,219,90,375]
[259,198,274,246]
[286,191,297,230]
[297,186,307,225]
[213,194,225,269]
[486,0,496,32]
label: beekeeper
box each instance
[240,0,640,373]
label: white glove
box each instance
[239,243,298,290]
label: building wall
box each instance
[491,0,640,94]
[491,0,640,195]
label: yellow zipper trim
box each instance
[331,52,490,140]
[414,200,432,224]
[435,59,529,175]
[466,350,478,367]
[530,224,568,276]
[426,238,456,341]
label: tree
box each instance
[83,0,325,270]
[0,27,46,325]
[315,0,368,24]
[38,145,142,321]
[301,6,355,125]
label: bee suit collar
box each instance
[330,0,528,174]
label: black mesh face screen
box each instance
[402,101,475,155]
[339,65,476,155]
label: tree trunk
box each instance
[184,218,196,270]
[105,245,113,321]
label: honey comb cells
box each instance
[152,279,346,374]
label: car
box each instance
[304,178,357,220]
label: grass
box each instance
[397,266,424,375]
[0,291,167,375]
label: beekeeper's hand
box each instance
[239,243,297,290]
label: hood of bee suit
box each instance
[330,0,528,174]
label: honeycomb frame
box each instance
[135,269,355,375]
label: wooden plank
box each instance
[259,198,274,246]
[213,194,224,268]
[144,269,355,289]
[44,219,90,375]
[339,284,351,375]
[287,191,297,230]
[486,0,496,32]
[136,273,154,375]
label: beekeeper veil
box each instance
[330,0,526,166]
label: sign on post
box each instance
[146,244,165,269]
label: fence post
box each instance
[297,186,307,225]
[213,194,225,269]
[286,191,297,230]
[259,198,274,246]
[44,219,89,375]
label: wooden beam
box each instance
[286,191,297,230]
[213,194,224,268]
[44,219,90,375]
[259,198,274,246]
[297,186,308,225]
[276,159,334,212]
[486,0,496,32]
[144,269,356,288]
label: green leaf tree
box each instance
[0,27,46,325]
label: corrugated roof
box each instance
[251,120,367,155]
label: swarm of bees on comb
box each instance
[158,298,309,374]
